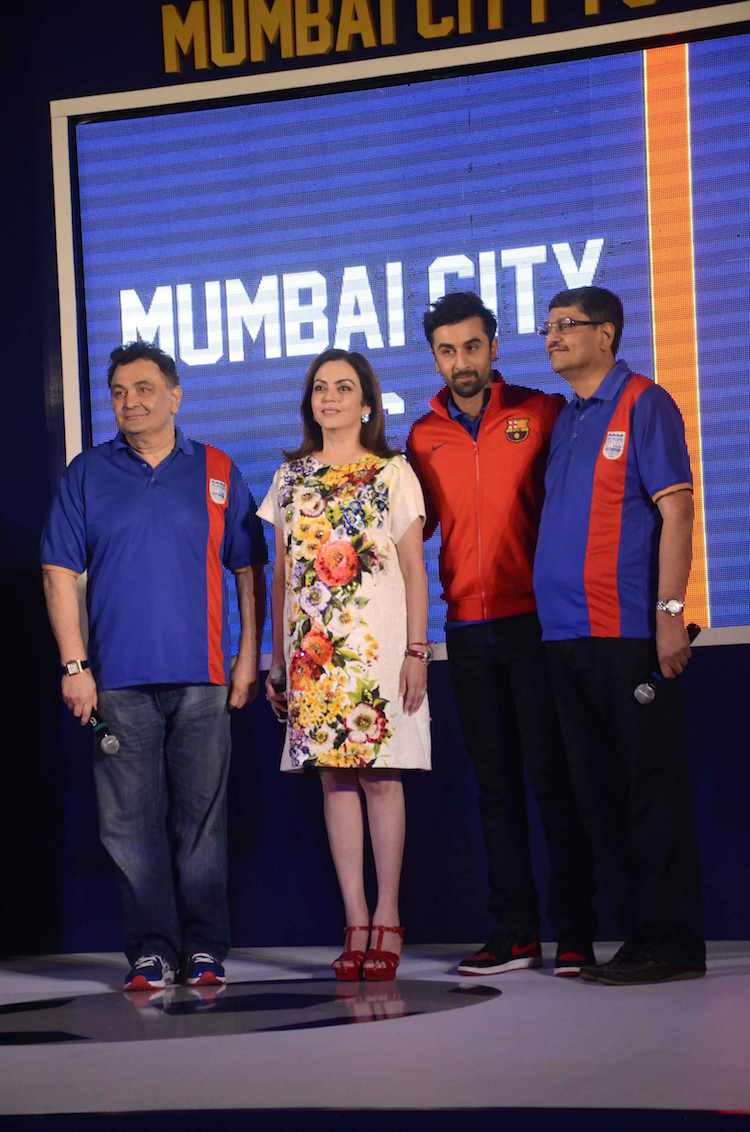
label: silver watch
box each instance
[655,599,685,617]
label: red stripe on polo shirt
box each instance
[205,445,231,684]
[583,375,651,636]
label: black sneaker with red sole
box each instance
[457,939,542,976]
[553,944,596,977]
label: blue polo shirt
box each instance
[534,361,692,641]
[446,388,490,442]
[41,429,266,689]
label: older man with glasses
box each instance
[533,285,705,986]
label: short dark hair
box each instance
[107,341,180,387]
[548,286,624,356]
[423,291,497,345]
[284,348,399,461]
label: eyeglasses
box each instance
[536,318,604,337]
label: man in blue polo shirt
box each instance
[534,286,705,985]
[42,341,266,991]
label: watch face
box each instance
[658,599,684,615]
[64,662,79,675]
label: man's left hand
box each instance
[228,657,259,710]
[656,615,692,679]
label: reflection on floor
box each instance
[0,977,500,1045]
[0,943,748,1125]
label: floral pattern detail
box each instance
[259,452,430,774]
[276,454,395,769]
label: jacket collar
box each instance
[429,372,506,419]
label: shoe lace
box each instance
[133,955,166,971]
[189,952,217,965]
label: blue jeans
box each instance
[95,684,231,967]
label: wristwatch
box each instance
[61,659,90,676]
[655,599,685,617]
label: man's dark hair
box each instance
[548,286,624,356]
[423,291,497,345]
[107,341,180,387]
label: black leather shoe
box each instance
[582,953,705,985]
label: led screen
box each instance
[75,33,750,650]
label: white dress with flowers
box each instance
[258,454,431,771]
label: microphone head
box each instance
[99,734,121,755]
[634,682,656,705]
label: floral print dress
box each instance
[258,453,431,771]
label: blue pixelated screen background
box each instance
[75,34,750,649]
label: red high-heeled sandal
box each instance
[332,925,369,982]
[363,925,405,982]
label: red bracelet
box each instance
[405,646,432,663]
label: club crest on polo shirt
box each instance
[505,417,530,443]
[209,478,228,504]
[602,431,626,460]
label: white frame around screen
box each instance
[50,0,750,651]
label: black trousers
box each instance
[544,637,705,965]
[446,613,596,947]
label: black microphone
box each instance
[88,711,121,754]
[268,666,288,722]
[634,623,701,705]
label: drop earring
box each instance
[361,411,371,424]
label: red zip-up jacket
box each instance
[407,374,564,622]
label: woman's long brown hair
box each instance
[284,348,400,461]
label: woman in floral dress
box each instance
[258,348,431,980]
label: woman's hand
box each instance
[395,517,429,716]
[265,666,288,721]
[399,654,427,715]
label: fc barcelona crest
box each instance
[209,478,228,504]
[602,431,626,460]
[505,417,530,443]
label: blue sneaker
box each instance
[123,955,174,991]
[185,952,226,986]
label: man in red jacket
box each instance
[408,291,595,976]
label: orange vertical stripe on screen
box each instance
[205,445,231,684]
[644,44,709,626]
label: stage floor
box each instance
[0,942,748,1124]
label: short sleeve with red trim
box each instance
[631,382,692,500]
